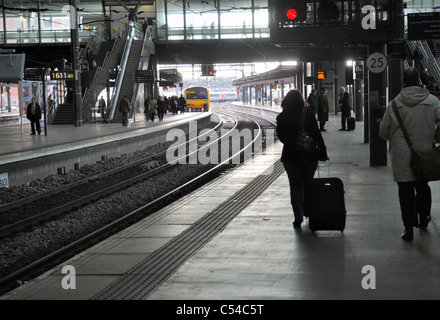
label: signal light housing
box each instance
[201,64,216,76]
[276,0,308,25]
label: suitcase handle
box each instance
[317,161,331,178]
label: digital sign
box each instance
[50,71,75,81]
[317,71,327,80]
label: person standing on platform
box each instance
[307,89,318,115]
[144,96,151,121]
[164,96,169,113]
[27,97,42,135]
[119,95,131,127]
[98,96,106,121]
[179,94,187,114]
[148,96,158,122]
[276,90,329,229]
[379,67,440,241]
[317,87,329,132]
[171,96,178,115]
[157,96,166,122]
[339,87,352,131]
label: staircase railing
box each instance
[105,21,141,122]
[47,97,57,124]
[81,27,128,123]
[407,40,440,84]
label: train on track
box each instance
[184,86,210,112]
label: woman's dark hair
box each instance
[281,89,305,111]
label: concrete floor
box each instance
[1,110,439,301]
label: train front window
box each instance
[187,90,208,100]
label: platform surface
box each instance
[1,107,440,301]
[0,111,207,165]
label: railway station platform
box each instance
[1,105,440,305]
[0,111,212,187]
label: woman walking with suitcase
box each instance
[276,90,329,229]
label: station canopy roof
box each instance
[232,65,299,86]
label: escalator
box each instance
[105,22,156,123]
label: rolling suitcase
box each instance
[306,163,346,233]
[347,117,356,131]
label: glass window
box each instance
[167,0,184,40]
[254,0,269,38]
[220,0,252,39]
[185,1,218,40]
[186,88,208,99]
[156,0,167,40]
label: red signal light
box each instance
[286,8,298,20]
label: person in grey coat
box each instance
[148,97,158,122]
[379,67,440,241]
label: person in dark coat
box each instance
[178,94,187,114]
[144,96,151,121]
[317,87,329,131]
[339,87,352,131]
[157,96,166,122]
[276,89,329,229]
[307,89,318,115]
[119,95,131,126]
[26,97,42,135]
[164,96,169,113]
[86,48,94,69]
[142,20,147,37]
[420,69,430,88]
[98,96,107,122]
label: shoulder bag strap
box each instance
[391,99,414,150]
[300,106,307,132]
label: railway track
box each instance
[0,119,227,238]
[0,105,278,295]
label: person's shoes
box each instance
[419,215,431,230]
[30,133,35,135]
[401,227,414,241]
[293,220,303,228]
[38,132,41,135]
[339,128,346,131]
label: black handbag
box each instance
[295,107,321,160]
[392,100,440,181]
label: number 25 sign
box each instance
[366,52,388,74]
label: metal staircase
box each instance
[111,40,143,124]
[106,23,156,123]
[81,28,128,124]
[406,40,440,84]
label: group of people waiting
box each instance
[306,86,353,132]
[112,94,189,126]
[144,95,187,121]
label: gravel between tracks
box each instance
[0,161,216,279]
[0,133,221,279]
